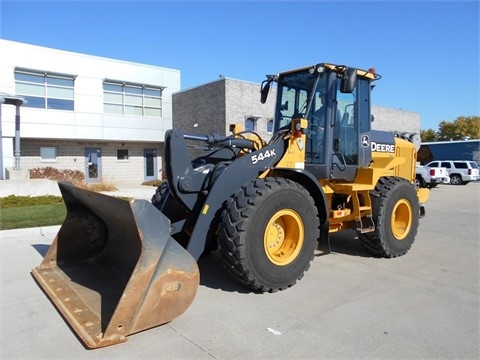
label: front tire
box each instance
[360,177,420,258]
[218,178,320,292]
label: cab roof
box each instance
[279,63,378,80]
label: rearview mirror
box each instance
[340,67,357,93]
[260,79,271,104]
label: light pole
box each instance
[0,94,25,179]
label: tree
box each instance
[421,116,480,142]
[437,116,480,141]
[420,129,438,142]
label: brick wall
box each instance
[173,78,277,142]
[173,79,226,135]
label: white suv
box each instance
[425,160,480,185]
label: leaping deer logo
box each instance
[361,135,369,148]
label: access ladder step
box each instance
[357,214,375,233]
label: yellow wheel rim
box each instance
[391,199,412,240]
[264,209,304,266]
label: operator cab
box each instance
[261,63,380,182]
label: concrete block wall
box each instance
[371,105,421,147]
[19,138,162,184]
[224,79,277,140]
[20,139,86,173]
[99,142,163,183]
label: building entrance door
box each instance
[144,148,157,181]
[85,148,101,183]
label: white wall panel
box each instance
[103,127,163,142]
[0,39,179,144]
[22,123,77,138]
[75,125,104,139]
[75,112,104,127]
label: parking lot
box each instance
[1,183,479,359]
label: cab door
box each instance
[330,78,372,182]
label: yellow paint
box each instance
[274,118,307,169]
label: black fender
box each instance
[184,141,287,260]
[269,168,330,251]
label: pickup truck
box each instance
[415,165,449,188]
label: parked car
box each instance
[415,165,449,188]
[425,160,480,185]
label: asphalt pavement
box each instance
[1,182,479,359]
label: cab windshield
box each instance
[274,70,329,163]
[274,70,327,130]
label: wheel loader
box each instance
[32,63,429,349]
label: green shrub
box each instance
[0,195,63,208]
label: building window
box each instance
[245,116,259,132]
[40,147,57,161]
[103,81,163,117]
[117,149,129,161]
[267,118,274,134]
[15,70,75,111]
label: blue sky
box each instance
[1,0,478,130]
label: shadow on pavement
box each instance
[30,229,371,296]
[197,251,252,294]
[317,230,371,258]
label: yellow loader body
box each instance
[32,62,429,349]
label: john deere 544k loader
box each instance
[32,63,429,348]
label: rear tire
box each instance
[359,177,419,258]
[414,175,426,189]
[218,178,320,292]
[450,174,462,185]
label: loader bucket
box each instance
[31,182,199,349]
